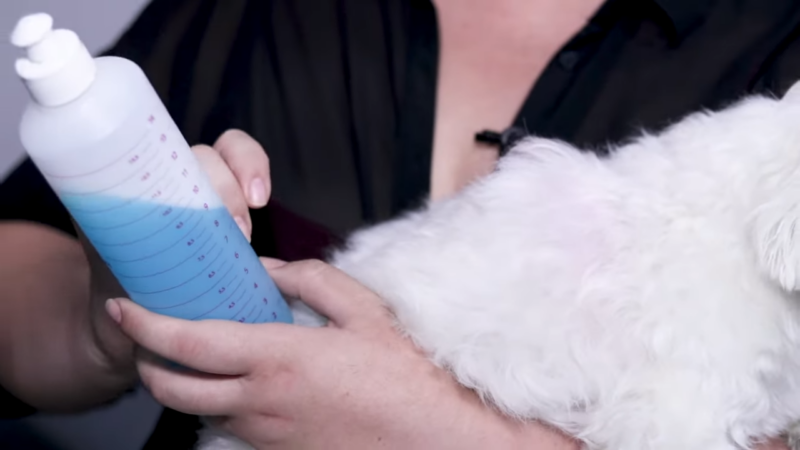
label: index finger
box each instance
[106,298,293,375]
[265,259,392,330]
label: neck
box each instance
[431,0,606,50]
[431,0,605,27]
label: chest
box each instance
[429,1,604,200]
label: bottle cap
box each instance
[11,13,96,107]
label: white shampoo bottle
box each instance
[11,13,293,324]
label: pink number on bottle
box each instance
[162,208,172,216]
[128,155,139,164]
[193,185,199,194]
[228,302,235,309]
[253,283,258,289]
[160,134,167,142]
[244,268,249,274]
[187,239,195,246]
[208,271,216,279]
[171,151,178,160]
[176,222,184,229]
[234,252,239,259]
[214,220,219,227]
[219,287,226,294]
[141,172,151,181]
[182,168,188,177]
[197,255,205,262]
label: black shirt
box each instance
[4,0,800,447]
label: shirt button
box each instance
[558,51,580,70]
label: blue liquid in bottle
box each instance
[64,195,292,324]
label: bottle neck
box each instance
[16,29,97,107]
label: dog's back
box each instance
[329,85,800,449]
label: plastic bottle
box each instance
[11,13,293,325]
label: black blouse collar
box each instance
[652,0,716,41]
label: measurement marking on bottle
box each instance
[41,130,150,179]
[134,163,188,203]
[60,143,161,196]
[151,261,236,310]
[214,269,240,297]
[191,278,247,319]
[94,197,193,247]
[79,178,183,230]
[232,294,255,320]
[115,231,214,279]
[229,290,248,311]
[131,247,224,295]
[252,310,264,324]
[103,213,204,263]
[67,156,177,214]
[245,304,258,320]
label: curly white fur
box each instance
[197,81,800,449]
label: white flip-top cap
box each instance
[11,13,96,107]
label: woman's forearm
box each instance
[0,222,136,412]
[490,412,579,450]
[512,424,581,450]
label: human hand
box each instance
[85,130,271,378]
[105,258,580,450]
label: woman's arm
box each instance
[0,222,135,412]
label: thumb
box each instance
[263,259,390,329]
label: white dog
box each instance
[197,81,800,450]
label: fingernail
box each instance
[249,178,267,206]
[234,216,251,243]
[105,299,122,324]
[234,216,247,233]
[260,257,288,269]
